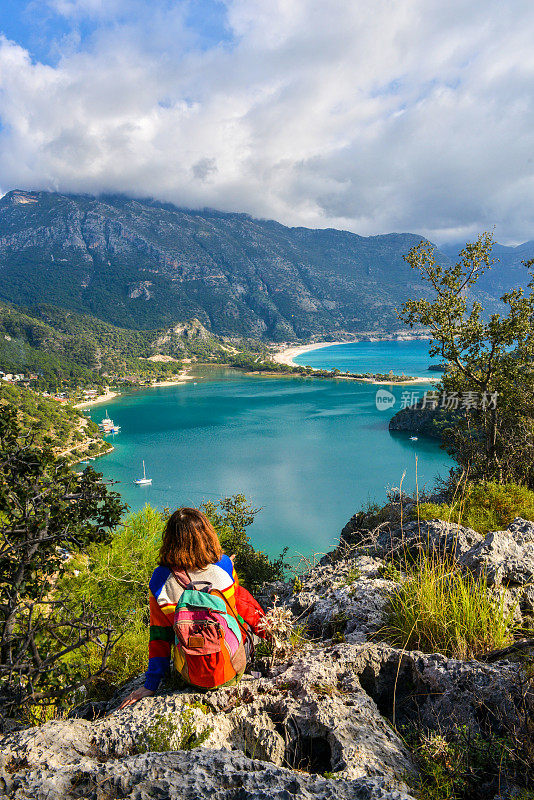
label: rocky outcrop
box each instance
[2,516,534,799]
[340,515,483,559]
[2,636,529,800]
[460,517,534,612]
[259,554,399,642]
[1,644,415,781]
[0,748,416,800]
[340,513,534,621]
[388,402,457,438]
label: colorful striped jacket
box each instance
[144,555,237,692]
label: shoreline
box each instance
[75,390,119,409]
[74,369,194,408]
[245,369,434,386]
[273,335,430,367]
[272,338,436,384]
[150,369,194,388]
[273,341,345,367]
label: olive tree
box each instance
[399,233,534,487]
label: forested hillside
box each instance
[1,190,531,342]
[0,190,448,339]
[0,301,233,388]
[0,381,108,459]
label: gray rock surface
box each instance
[2,640,529,800]
[351,642,528,737]
[379,519,483,560]
[460,517,534,614]
[265,554,399,642]
[461,517,534,585]
[339,514,482,561]
[0,748,416,800]
[2,512,534,799]
[1,645,415,784]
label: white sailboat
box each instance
[134,460,152,485]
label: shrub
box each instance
[418,481,534,535]
[256,599,306,662]
[78,610,149,696]
[381,553,516,659]
[60,506,163,690]
[0,405,124,717]
[63,504,164,624]
[406,726,514,800]
[202,494,288,590]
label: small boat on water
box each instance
[410,436,419,441]
[134,460,152,486]
[99,410,121,434]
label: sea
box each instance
[88,340,451,559]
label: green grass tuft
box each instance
[381,553,516,659]
[418,481,534,535]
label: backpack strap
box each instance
[210,588,255,660]
[172,568,213,593]
[172,568,191,589]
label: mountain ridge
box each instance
[1,189,532,340]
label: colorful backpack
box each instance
[172,571,247,689]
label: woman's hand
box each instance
[118,686,154,710]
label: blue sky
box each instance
[0,0,533,244]
[0,0,232,64]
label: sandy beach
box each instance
[75,390,119,409]
[150,368,194,387]
[273,341,346,367]
[272,340,436,385]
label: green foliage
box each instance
[201,494,288,591]
[406,726,515,800]
[0,300,233,390]
[341,566,361,585]
[230,354,416,382]
[399,234,534,487]
[0,404,125,713]
[137,708,212,753]
[418,481,534,534]
[62,506,164,688]
[382,553,516,659]
[63,505,164,623]
[378,561,402,582]
[329,611,348,643]
[0,381,101,454]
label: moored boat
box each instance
[134,460,152,485]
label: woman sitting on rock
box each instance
[119,506,263,708]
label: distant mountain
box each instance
[440,240,534,298]
[0,190,531,340]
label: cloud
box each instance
[0,0,533,243]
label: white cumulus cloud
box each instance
[1,0,533,243]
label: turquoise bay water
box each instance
[89,352,451,559]
[294,339,436,377]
